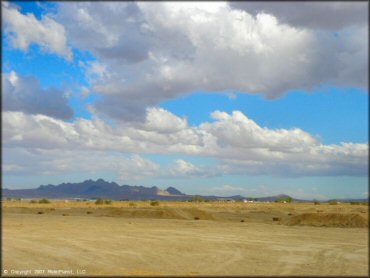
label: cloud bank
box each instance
[55,2,367,121]
[3,109,367,178]
[3,2,367,122]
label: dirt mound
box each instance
[284,213,368,228]
[95,207,215,220]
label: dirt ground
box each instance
[2,200,369,276]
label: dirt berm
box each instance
[283,213,368,228]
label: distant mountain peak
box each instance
[38,184,55,190]
[275,194,292,199]
[166,187,184,195]
[83,179,94,183]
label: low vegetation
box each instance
[329,200,338,205]
[38,198,51,204]
[275,197,293,203]
[95,199,112,205]
[150,200,160,206]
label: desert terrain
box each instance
[2,200,369,276]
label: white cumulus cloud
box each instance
[2,2,72,60]
[2,71,73,120]
[53,2,367,121]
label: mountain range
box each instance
[3,179,186,200]
[2,179,368,202]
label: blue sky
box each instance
[2,1,368,200]
[161,88,368,145]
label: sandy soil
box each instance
[2,201,368,276]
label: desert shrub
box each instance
[86,211,93,214]
[329,200,338,205]
[272,217,280,221]
[95,199,112,205]
[37,211,44,214]
[350,202,358,205]
[129,202,136,207]
[30,200,37,204]
[38,198,50,204]
[314,201,320,205]
[150,200,159,206]
[95,198,104,205]
[194,216,200,220]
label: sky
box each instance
[2,1,368,200]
